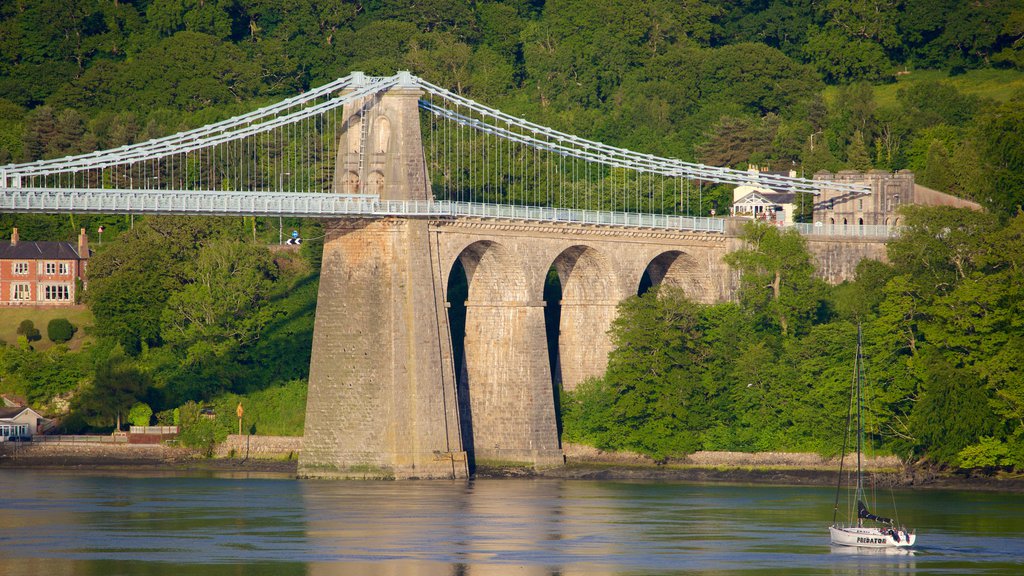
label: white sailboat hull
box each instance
[830,525,916,548]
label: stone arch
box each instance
[830,217,835,224]
[341,170,360,194]
[374,116,391,154]
[843,218,848,225]
[445,240,560,468]
[640,250,712,303]
[547,245,620,391]
[346,115,362,154]
[858,217,864,226]
[368,171,385,196]
[454,240,530,303]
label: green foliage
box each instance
[206,379,308,437]
[176,401,229,456]
[86,216,233,355]
[725,222,828,336]
[160,239,278,366]
[2,1,1023,471]
[958,436,1012,469]
[16,320,41,342]
[0,344,89,408]
[46,318,76,343]
[128,402,153,427]
[71,349,152,430]
[562,207,1024,471]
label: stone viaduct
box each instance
[298,84,887,480]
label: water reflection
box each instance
[0,471,1022,575]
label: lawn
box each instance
[824,68,1024,110]
[0,306,95,351]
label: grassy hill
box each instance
[824,68,1024,109]
[0,306,94,351]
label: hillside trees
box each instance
[86,216,231,355]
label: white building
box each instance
[730,166,801,226]
[0,406,45,440]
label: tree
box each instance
[47,318,76,343]
[585,286,712,457]
[128,402,153,427]
[724,222,828,336]
[976,98,1024,217]
[846,129,871,170]
[160,239,278,365]
[804,29,890,84]
[87,216,229,355]
[73,351,151,431]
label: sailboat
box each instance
[829,325,916,549]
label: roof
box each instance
[0,406,38,419]
[734,191,799,207]
[0,241,83,260]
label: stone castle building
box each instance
[813,169,982,226]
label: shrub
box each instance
[177,401,228,457]
[16,320,41,342]
[128,402,153,427]
[47,318,76,343]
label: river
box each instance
[0,469,1021,575]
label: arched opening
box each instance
[446,240,560,467]
[543,266,562,438]
[374,117,391,154]
[830,217,835,224]
[446,259,472,471]
[548,246,619,396]
[639,251,709,303]
[858,217,864,226]
[843,218,848,225]
[342,170,359,194]
[368,171,385,196]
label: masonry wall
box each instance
[214,435,303,458]
[805,236,889,284]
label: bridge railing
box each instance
[0,188,725,233]
[787,222,900,238]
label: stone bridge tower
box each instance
[300,73,468,479]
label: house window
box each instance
[13,262,28,275]
[45,262,56,274]
[44,284,70,301]
[0,424,27,438]
[59,262,69,275]
[12,283,30,301]
[858,199,863,210]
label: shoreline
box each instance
[4,453,1024,492]
[4,440,1019,491]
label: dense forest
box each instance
[1,0,1023,468]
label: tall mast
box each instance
[855,324,864,523]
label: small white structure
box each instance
[730,167,801,226]
[0,406,44,440]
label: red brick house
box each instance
[0,228,90,306]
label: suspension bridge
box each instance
[0,72,886,480]
[0,71,866,231]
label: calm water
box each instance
[0,470,1021,575]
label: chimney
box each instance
[10,227,18,246]
[77,228,89,259]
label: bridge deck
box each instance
[0,187,726,233]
